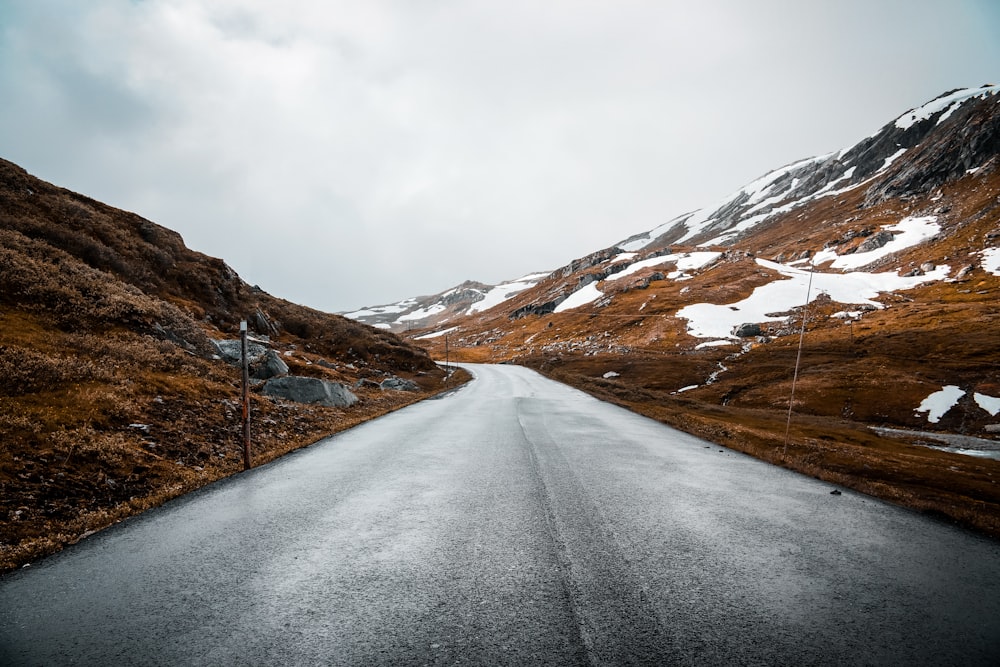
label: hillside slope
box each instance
[409,86,1000,536]
[0,158,453,571]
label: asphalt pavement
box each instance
[2,363,1000,665]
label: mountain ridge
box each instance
[346,84,999,333]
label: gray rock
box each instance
[252,349,289,380]
[733,323,762,337]
[856,230,895,253]
[262,376,358,407]
[955,264,976,280]
[212,339,266,364]
[380,376,420,392]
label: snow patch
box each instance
[974,393,1000,417]
[811,216,940,270]
[469,274,545,314]
[613,252,721,281]
[413,326,459,340]
[982,247,1000,276]
[915,385,965,423]
[398,303,446,322]
[895,86,999,130]
[695,340,736,349]
[554,282,604,313]
[676,259,950,339]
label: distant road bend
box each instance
[2,364,1000,665]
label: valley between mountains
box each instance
[351,85,1000,539]
[2,85,999,572]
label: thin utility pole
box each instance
[444,335,450,386]
[783,270,814,460]
[240,320,251,470]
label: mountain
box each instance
[0,158,453,571]
[342,274,550,332]
[404,85,1000,537]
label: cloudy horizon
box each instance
[2,1,998,312]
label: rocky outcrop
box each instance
[864,91,1000,205]
[261,376,358,407]
[380,376,420,392]
[509,299,564,320]
[559,247,623,277]
[855,230,896,254]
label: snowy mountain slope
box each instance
[409,85,1000,443]
[619,84,999,251]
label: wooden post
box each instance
[240,320,251,470]
[444,335,449,386]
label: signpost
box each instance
[240,320,251,470]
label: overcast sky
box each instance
[1,1,998,313]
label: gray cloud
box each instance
[1,0,997,312]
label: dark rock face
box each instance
[559,248,622,277]
[261,376,358,407]
[509,299,563,320]
[864,93,1000,204]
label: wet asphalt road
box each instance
[2,363,1000,665]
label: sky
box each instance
[1,1,998,313]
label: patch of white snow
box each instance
[915,385,965,423]
[811,216,941,270]
[676,259,950,339]
[895,86,999,130]
[413,326,459,340]
[554,282,604,313]
[469,274,547,314]
[982,248,1000,276]
[974,393,1000,417]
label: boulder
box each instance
[380,376,420,392]
[733,323,762,337]
[212,339,266,364]
[252,349,289,380]
[262,376,358,407]
[856,230,895,253]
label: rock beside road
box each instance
[262,376,358,407]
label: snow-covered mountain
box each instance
[343,273,549,332]
[405,85,1000,442]
[618,85,1000,251]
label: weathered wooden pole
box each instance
[240,320,251,470]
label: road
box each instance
[3,363,1000,665]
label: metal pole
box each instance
[444,335,450,386]
[783,269,813,460]
[240,320,251,470]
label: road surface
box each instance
[3,363,1000,665]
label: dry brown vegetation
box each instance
[1,158,462,572]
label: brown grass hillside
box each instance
[0,158,459,572]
